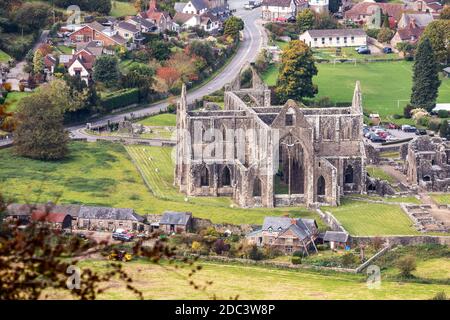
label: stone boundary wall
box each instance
[350,235,450,246]
[355,245,391,273]
[316,208,347,232]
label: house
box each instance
[76,206,146,232]
[261,0,300,21]
[159,211,193,234]
[410,0,443,15]
[391,20,425,47]
[344,2,407,27]
[246,216,318,254]
[75,41,105,57]
[139,0,174,32]
[173,12,221,32]
[397,12,434,29]
[44,54,57,75]
[66,49,96,83]
[68,21,127,48]
[183,0,210,14]
[443,67,450,78]
[323,231,349,249]
[299,29,367,48]
[308,0,329,14]
[126,16,157,33]
[31,211,74,230]
[5,203,81,227]
[115,21,145,48]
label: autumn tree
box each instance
[223,16,244,42]
[377,27,394,43]
[275,40,318,103]
[410,37,441,112]
[156,66,181,90]
[13,82,70,160]
[421,20,450,64]
[33,49,44,74]
[296,9,314,33]
[166,51,198,82]
[440,5,450,19]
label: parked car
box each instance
[356,46,370,54]
[377,131,389,139]
[387,123,399,129]
[287,15,296,23]
[402,125,417,132]
[386,135,399,142]
[383,47,393,54]
[415,128,427,135]
[112,232,133,242]
[369,133,385,143]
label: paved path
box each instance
[70,6,264,138]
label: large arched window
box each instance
[344,165,354,184]
[253,177,262,197]
[317,176,326,196]
[222,166,231,186]
[200,166,209,187]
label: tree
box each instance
[275,40,318,103]
[439,120,450,139]
[13,2,51,34]
[440,6,450,19]
[396,255,417,277]
[33,49,44,75]
[313,12,338,29]
[156,66,181,90]
[410,37,441,112]
[377,27,393,43]
[296,9,314,34]
[403,104,414,119]
[147,40,172,61]
[421,20,450,64]
[13,89,69,160]
[396,41,416,58]
[223,16,244,41]
[134,0,143,12]
[93,55,120,87]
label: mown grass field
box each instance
[324,199,420,236]
[44,259,450,300]
[0,142,322,226]
[110,0,137,17]
[262,61,450,122]
[366,165,397,184]
[136,113,177,127]
[0,49,11,63]
[430,193,450,205]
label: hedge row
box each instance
[100,88,140,110]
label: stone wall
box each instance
[350,235,450,246]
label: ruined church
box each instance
[175,67,367,208]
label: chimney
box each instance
[409,17,416,29]
[290,218,297,225]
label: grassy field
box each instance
[4,92,31,112]
[44,259,450,300]
[110,0,137,17]
[324,199,419,236]
[346,194,421,204]
[430,193,450,205]
[366,165,397,184]
[0,49,12,63]
[0,141,323,226]
[137,113,177,127]
[262,61,450,122]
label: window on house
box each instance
[336,37,340,43]
[344,37,347,43]
[351,36,355,42]
[314,38,317,42]
[329,37,332,42]
[321,37,325,44]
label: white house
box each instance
[173,12,221,32]
[261,0,300,21]
[183,0,209,15]
[308,0,329,14]
[68,58,91,84]
[299,29,367,48]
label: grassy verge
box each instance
[136,113,176,127]
[0,49,12,63]
[429,193,450,205]
[4,91,31,112]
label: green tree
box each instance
[439,120,450,139]
[410,37,441,112]
[13,2,51,34]
[313,12,338,29]
[13,88,69,160]
[275,40,318,103]
[296,9,314,34]
[93,55,120,87]
[440,6,450,19]
[377,27,393,43]
[223,16,244,41]
[33,49,44,74]
[421,20,450,64]
[396,255,417,278]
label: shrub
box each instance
[100,88,140,110]
[428,119,441,132]
[396,255,417,277]
[2,83,12,92]
[263,246,282,259]
[248,245,265,261]
[316,244,329,251]
[191,241,201,252]
[342,252,358,267]
[292,250,303,257]
[366,29,380,39]
[372,237,384,251]
[438,110,449,118]
[431,291,448,300]
[392,114,402,119]
[167,104,176,114]
[213,239,230,255]
[403,104,414,119]
[291,256,302,265]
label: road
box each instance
[71,5,264,137]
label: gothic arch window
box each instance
[323,127,332,140]
[285,108,295,126]
[200,166,209,187]
[423,175,431,182]
[368,183,376,191]
[317,176,326,196]
[253,177,262,197]
[344,165,354,184]
[221,166,231,187]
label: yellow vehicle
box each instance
[108,250,133,262]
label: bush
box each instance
[342,252,358,267]
[263,246,282,259]
[316,244,329,251]
[2,83,12,92]
[438,110,449,118]
[428,119,441,132]
[396,255,417,277]
[167,104,176,114]
[291,256,302,265]
[392,114,402,119]
[366,29,380,39]
[431,291,448,300]
[404,104,414,119]
[100,88,140,110]
[203,95,224,103]
[292,250,304,257]
[248,245,265,261]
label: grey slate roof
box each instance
[160,211,192,225]
[6,203,81,217]
[190,0,208,10]
[323,231,349,243]
[174,2,187,12]
[77,206,144,222]
[117,21,140,33]
[305,29,367,38]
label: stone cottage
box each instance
[159,211,193,234]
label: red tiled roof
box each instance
[345,2,407,21]
[31,211,69,223]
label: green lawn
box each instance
[0,141,322,226]
[324,199,419,236]
[346,194,421,204]
[137,113,177,127]
[44,259,450,300]
[110,0,137,17]
[55,45,73,54]
[0,49,12,63]
[430,193,450,205]
[262,61,450,122]
[4,92,31,112]
[366,166,397,184]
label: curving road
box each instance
[70,5,265,137]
